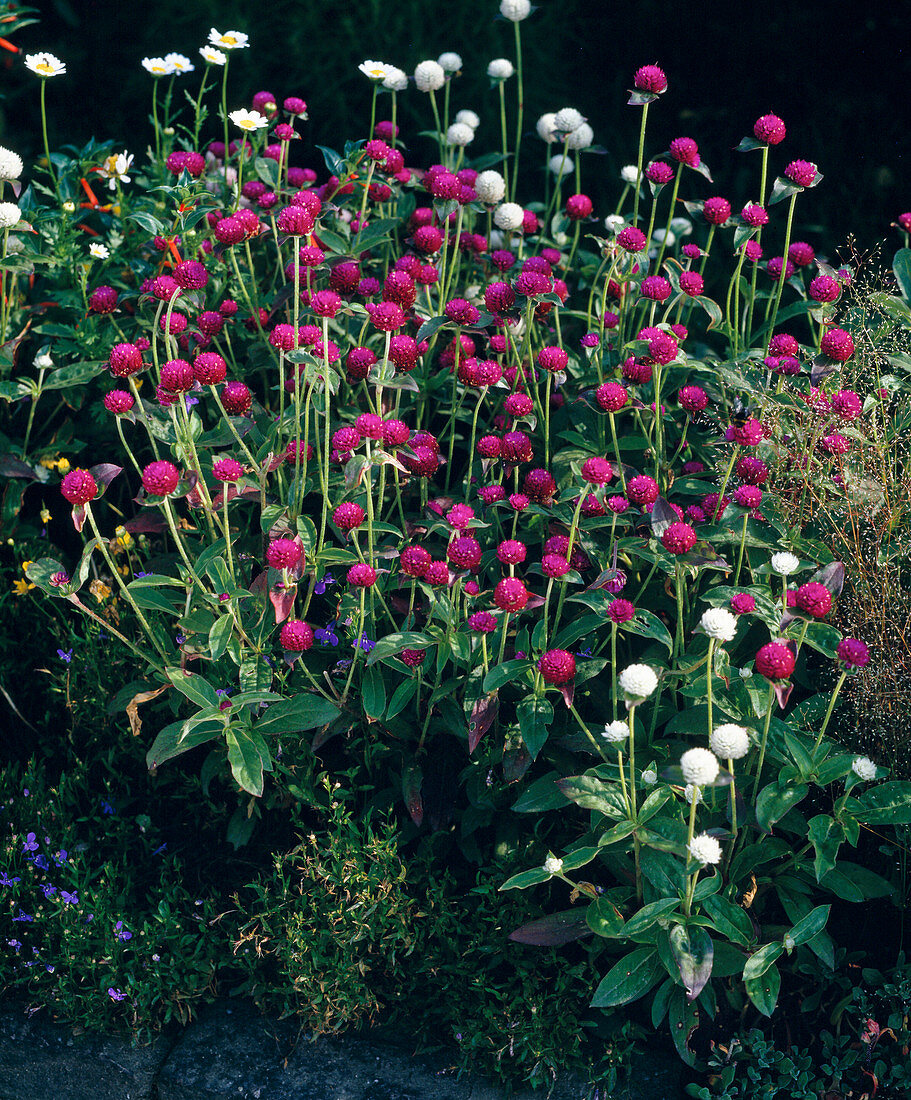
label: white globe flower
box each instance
[536,112,558,143]
[24,52,66,78]
[652,228,674,246]
[701,607,738,642]
[851,756,877,781]
[710,724,751,760]
[618,664,659,699]
[543,855,563,875]
[601,720,628,743]
[454,109,480,130]
[0,147,24,181]
[669,216,693,236]
[641,768,658,786]
[680,747,720,786]
[493,202,524,231]
[438,52,463,72]
[684,784,704,805]
[771,551,800,576]
[229,109,268,132]
[0,202,21,229]
[33,349,53,369]
[359,60,391,82]
[548,154,573,177]
[142,56,173,76]
[475,170,507,204]
[383,66,409,92]
[688,833,723,865]
[446,122,475,147]
[487,58,515,80]
[500,0,532,20]
[199,46,227,66]
[414,60,446,92]
[604,214,625,234]
[208,28,249,50]
[164,52,194,75]
[620,164,640,185]
[565,122,594,151]
[553,107,585,133]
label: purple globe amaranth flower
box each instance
[703,196,731,225]
[785,160,818,187]
[347,562,377,587]
[755,641,795,681]
[730,418,764,447]
[679,271,704,297]
[733,485,762,509]
[789,241,815,266]
[679,385,708,413]
[468,611,498,633]
[280,620,314,652]
[213,458,244,482]
[617,226,647,252]
[538,648,576,685]
[640,275,672,302]
[669,137,699,166]
[494,576,529,611]
[661,522,697,555]
[173,261,209,290]
[795,581,832,618]
[566,193,593,220]
[61,469,98,505]
[741,203,769,227]
[831,389,862,420]
[581,456,613,485]
[820,327,855,361]
[109,342,144,377]
[820,432,850,455]
[89,286,118,314]
[596,381,628,413]
[646,161,674,185]
[627,475,659,506]
[730,592,756,614]
[837,637,870,669]
[537,346,568,373]
[103,389,134,414]
[754,114,786,144]
[633,64,667,93]
[142,460,180,497]
[647,330,678,364]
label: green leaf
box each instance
[786,904,830,946]
[254,156,280,189]
[254,693,341,734]
[483,658,531,693]
[893,248,911,301]
[351,217,400,254]
[624,897,681,938]
[42,361,107,390]
[362,664,386,719]
[239,656,272,693]
[129,587,183,616]
[590,948,664,1008]
[586,897,626,938]
[857,780,911,824]
[755,782,808,831]
[669,924,713,1001]
[701,895,755,947]
[208,616,233,661]
[745,963,780,1016]
[385,678,417,721]
[743,942,783,981]
[820,863,894,901]
[146,719,222,769]
[127,210,166,235]
[512,772,566,813]
[808,814,841,882]
[499,866,550,891]
[562,846,600,871]
[556,775,628,818]
[415,314,447,343]
[769,177,801,206]
[668,987,700,1065]
[366,631,434,666]
[798,621,842,659]
[620,607,674,654]
[226,726,264,796]
[517,696,553,759]
[166,667,221,709]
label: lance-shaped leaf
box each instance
[669,924,714,1002]
[591,948,664,1008]
[509,909,593,946]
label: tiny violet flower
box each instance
[107,988,127,1001]
[56,648,73,664]
[315,623,339,646]
[313,572,336,595]
[354,634,375,652]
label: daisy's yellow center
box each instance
[222,35,238,45]
[37,61,55,74]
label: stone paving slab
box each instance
[0,998,685,1100]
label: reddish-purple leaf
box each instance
[269,584,296,624]
[0,454,39,480]
[811,560,845,598]
[402,763,424,826]
[89,463,123,494]
[468,692,499,754]
[503,745,532,784]
[509,909,593,946]
[71,504,86,532]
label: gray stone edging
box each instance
[0,998,685,1100]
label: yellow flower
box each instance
[12,579,34,596]
[57,457,70,474]
[39,508,51,524]
[114,526,133,549]
[21,560,33,573]
[89,579,112,603]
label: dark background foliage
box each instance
[3,0,909,262]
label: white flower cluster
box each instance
[709,724,751,760]
[414,60,445,92]
[548,154,573,177]
[142,53,194,76]
[493,202,524,231]
[487,58,515,80]
[536,113,557,144]
[543,855,563,875]
[438,52,463,73]
[0,147,23,182]
[618,664,659,699]
[601,720,628,743]
[771,551,800,576]
[701,607,738,642]
[0,202,20,229]
[475,170,506,204]
[446,123,475,147]
[851,756,877,781]
[680,747,720,786]
[500,0,532,20]
[688,833,723,865]
[455,109,480,130]
[553,107,585,134]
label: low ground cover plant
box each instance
[2,1,911,1094]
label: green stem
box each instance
[631,103,649,230]
[813,670,847,754]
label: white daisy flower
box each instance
[97,151,133,190]
[359,60,391,82]
[199,46,227,66]
[164,52,195,75]
[141,57,174,76]
[208,29,249,50]
[89,242,110,259]
[25,52,66,78]
[228,109,268,132]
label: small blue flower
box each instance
[151,842,167,857]
[22,833,38,853]
[313,572,336,595]
[32,854,49,871]
[101,799,115,815]
[7,939,21,951]
[40,884,57,900]
[0,872,21,887]
[12,910,33,922]
[57,648,73,663]
[53,850,68,867]
[60,890,79,905]
[576,646,593,658]
[114,920,132,942]
[315,623,339,646]
[107,987,127,1002]
[354,634,375,652]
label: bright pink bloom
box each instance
[538,649,576,684]
[730,592,756,615]
[494,577,529,611]
[795,582,832,618]
[347,563,377,587]
[633,65,667,93]
[142,460,180,497]
[755,641,795,681]
[753,114,786,144]
[661,522,697,554]
[280,620,314,652]
[837,638,869,669]
[61,469,98,505]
